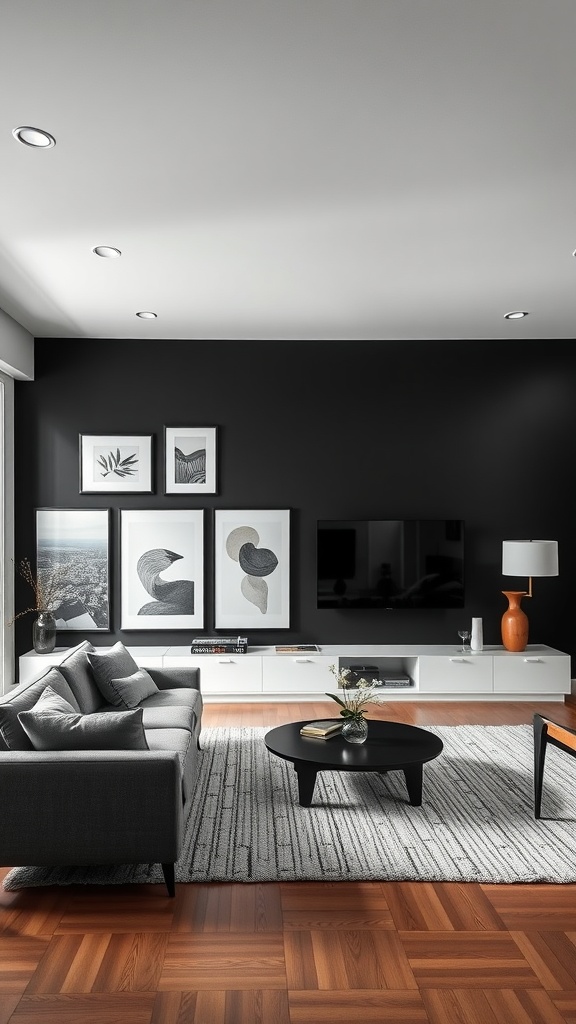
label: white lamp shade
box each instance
[502,540,559,578]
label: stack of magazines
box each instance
[275,644,319,654]
[190,636,248,654]
[300,720,342,739]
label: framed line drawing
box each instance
[214,509,290,629]
[80,434,153,493]
[120,509,204,630]
[164,426,217,495]
[36,507,111,631]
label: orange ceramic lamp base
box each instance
[501,590,529,652]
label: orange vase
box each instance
[501,590,529,652]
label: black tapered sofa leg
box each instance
[533,713,548,819]
[162,863,176,897]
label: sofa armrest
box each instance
[147,666,200,692]
[0,750,183,867]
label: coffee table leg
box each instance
[294,763,318,806]
[403,765,423,806]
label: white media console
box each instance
[19,643,572,702]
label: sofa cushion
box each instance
[0,668,81,751]
[17,686,149,752]
[99,700,197,732]
[87,642,156,707]
[145,727,197,802]
[57,640,102,714]
[139,688,202,712]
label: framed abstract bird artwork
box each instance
[214,509,290,629]
[120,509,204,630]
[79,434,153,493]
[164,426,217,495]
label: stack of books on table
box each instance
[190,636,248,654]
[300,720,343,739]
[275,644,319,654]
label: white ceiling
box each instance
[1,0,575,342]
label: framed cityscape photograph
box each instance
[36,507,111,630]
[214,509,290,629]
[120,509,204,630]
[79,434,153,493]
[164,426,217,495]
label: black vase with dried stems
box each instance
[8,558,66,654]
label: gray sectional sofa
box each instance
[0,640,202,895]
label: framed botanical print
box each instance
[36,507,111,630]
[80,434,153,493]
[120,509,204,630]
[164,426,217,495]
[214,509,290,629]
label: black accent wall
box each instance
[13,338,576,669]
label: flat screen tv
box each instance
[317,519,464,609]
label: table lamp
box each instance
[501,540,559,652]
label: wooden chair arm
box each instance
[540,717,576,752]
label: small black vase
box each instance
[33,610,57,654]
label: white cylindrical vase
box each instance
[470,617,484,652]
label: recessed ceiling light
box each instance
[92,246,122,258]
[12,126,56,148]
[504,311,529,319]
[135,311,157,319]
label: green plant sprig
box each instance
[326,664,384,718]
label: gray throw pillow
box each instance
[87,641,147,706]
[109,668,159,708]
[0,667,81,751]
[17,685,149,752]
[57,640,103,713]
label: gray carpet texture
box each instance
[4,724,576,890]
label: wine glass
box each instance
[457,629,470,652]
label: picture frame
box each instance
[214,509,290,629]
[79,434,153,494]
[36,507,111,631]
[120,509,204,630]
[164,426,217,495]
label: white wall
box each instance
[0,308,34,381]
[0,372,15,692]
[0,310,32,690]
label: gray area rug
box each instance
[5,724,576,890]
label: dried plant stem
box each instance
[6,558,68,626]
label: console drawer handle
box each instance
[294,657,312,663]
[218,658,234,664]
[449,658,466,663]
[524,657,542,663]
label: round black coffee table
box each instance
[264,720,443,807]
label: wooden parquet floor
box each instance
[2,699,576,1024]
